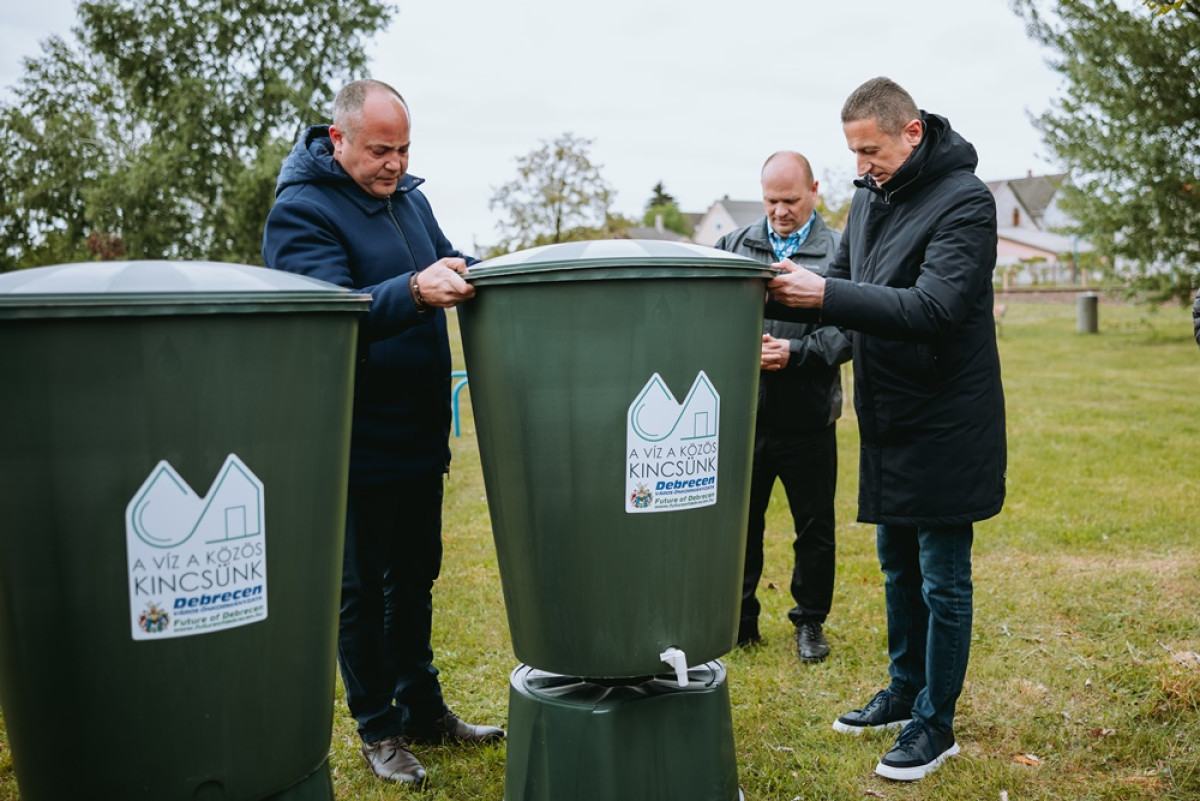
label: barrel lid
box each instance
[0,261,370,319]
[466,239,775,284]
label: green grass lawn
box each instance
[2,298,1197,800]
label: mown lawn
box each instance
[2,297,1197,800]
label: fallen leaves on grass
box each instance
[1171,650,1200,668]
[1118,774,1164,789]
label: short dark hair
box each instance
[841,77,920,136]
[333,79,408,138]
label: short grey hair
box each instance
[332,79,409,139]
[841,77,920,136]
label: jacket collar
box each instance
[854,112,975,203]
[278,124,426,214]
[746,215,831,257]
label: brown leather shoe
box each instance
[361,734,426,784]
[407,711,505,745]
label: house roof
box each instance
[618,226,692,242]
[987,173,1068,220]
[717,199,764,229]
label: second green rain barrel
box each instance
[459,240,774,679]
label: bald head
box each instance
[333,79,409,140]
[762,151,814,185]
[761,151,819,238]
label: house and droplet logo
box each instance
[625,371,720,514]
[125,454,267,640]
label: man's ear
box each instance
[329,125,345,148]
[903,118,923,147]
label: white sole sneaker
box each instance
[832,717,912,735]
[874,741,960,781]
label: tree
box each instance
[816,170,856,232]
[0,0,393,271]
[488,133,614,252]
[645,181,677,211]
[1143,0,1193,14]
[639,181,693,236]
[1012,0,1200,303]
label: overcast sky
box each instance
[1,0,1065,254]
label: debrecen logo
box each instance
[125,454,268,640]
[625,372,720,514]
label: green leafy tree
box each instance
[1012,0,1200,303]
[1143,0,1192,14]
[0,0,393,271]
[488,133,614,253]
[816,170,856,232]
[639,181,692,236]
[641,204,693,236]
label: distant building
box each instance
[617,213,693,243]
[988,171,1092,286]
[688,173,1092,284]
[691,197,763,247]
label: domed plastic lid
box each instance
[0,260,370,319]
[466,239,775,285]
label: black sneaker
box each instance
[832,689,913,734]
[875,720,960,781]
[796,621,830,662]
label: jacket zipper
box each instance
[386,199,454,473]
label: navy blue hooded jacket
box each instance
[263,125,475,483]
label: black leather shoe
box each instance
[736,619,761,648]
[796,621,830,662]
[407,711,505,745]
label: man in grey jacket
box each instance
[713,151,851,663]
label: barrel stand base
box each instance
[260,759,334,801]
[505,662,740,801]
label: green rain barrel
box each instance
[459,240,774,679]
[0,261,369,801]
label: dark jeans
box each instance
[338,472,448,743]
[876,523,974,733]
[741,423,837,633]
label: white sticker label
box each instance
[125,454,267,640]
[626,371,720,514]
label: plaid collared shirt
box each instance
[767,212,815,261]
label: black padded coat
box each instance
[776,113,1007,526]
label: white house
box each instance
[690,198,763,246]
[988,172,1093,286]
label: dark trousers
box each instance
[877,523,974,732]
[338,472,448,743]
[741,423,837,635]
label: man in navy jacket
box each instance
[768,77,1005,784]
[263,79,501,787]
